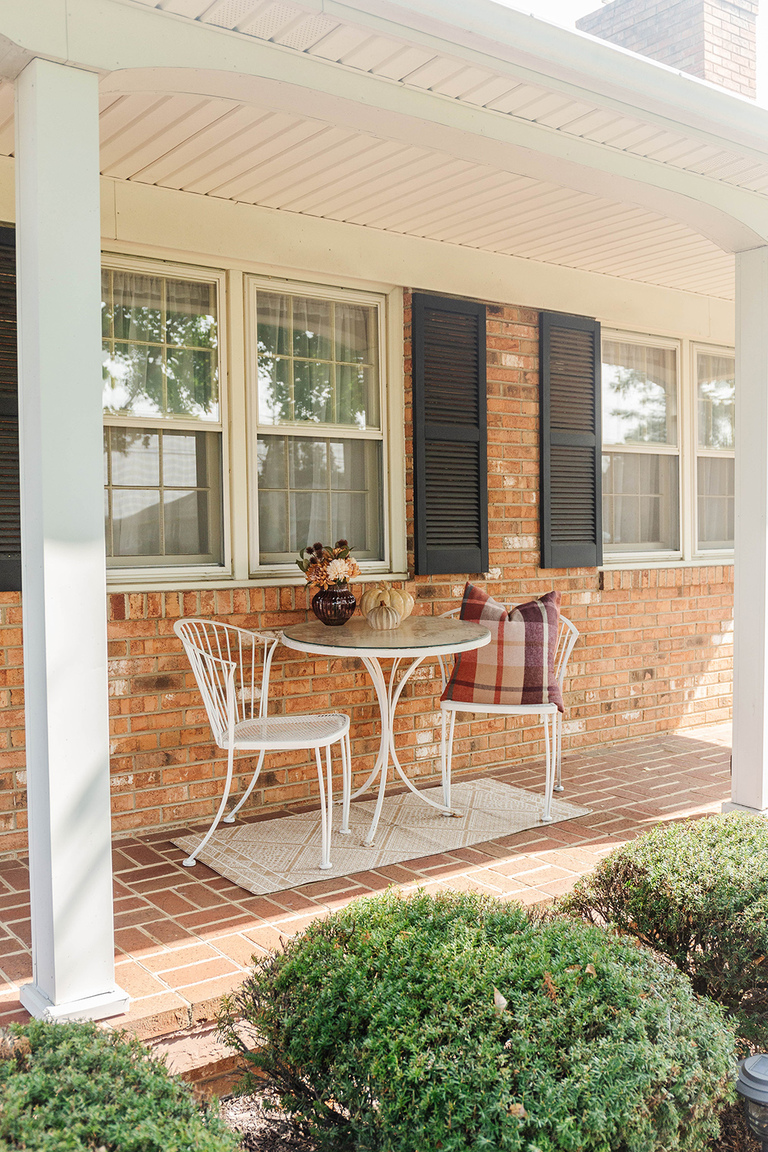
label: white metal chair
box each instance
[174,619,351,871]
[438,611,579,822]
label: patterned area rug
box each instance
[172,780,589,897]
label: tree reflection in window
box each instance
[256,291,378,429]
[102,272,218,422]
[602,342,677,447]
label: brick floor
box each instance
[0,721,732,1042]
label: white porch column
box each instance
[728,246,768,816]
[15,59,128,1021]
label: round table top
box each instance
[281,615,491,658]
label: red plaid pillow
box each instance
[441,584,563,712]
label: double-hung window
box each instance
[102,262,225,570]
[600,331,735,563]
[250,279,386,572]
[601,336,680,557]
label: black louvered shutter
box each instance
[540,311,602,569]
[412,294,488,576]
[0,228,18,591]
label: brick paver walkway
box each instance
[0,722,731,1042]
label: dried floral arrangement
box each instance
[297,540,361,588]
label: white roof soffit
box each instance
[98,0,768,176]
[5,0,768,295]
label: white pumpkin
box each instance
[360,584,386,617]
[389,587,414,621]
[367,603,401,630]
[361,582,413,622]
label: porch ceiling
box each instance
[6,0,763,299]
[130,0,768,199]
[0,72,735,300]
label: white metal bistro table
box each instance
[281,616,491,846]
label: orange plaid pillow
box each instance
[441,584,563,712]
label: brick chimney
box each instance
[576,0,758,98]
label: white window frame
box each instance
[692,342,735,558]
[601,330,683,564]
[601,329,735,568]
[102,253,231,582]
[245,273,399,582]
[102,256,406,590]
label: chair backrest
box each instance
[439,606,579,693]
[553,615,579,689]
[174,619,280,746]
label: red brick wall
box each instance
[0,297,734,854]
[577,0,757,98]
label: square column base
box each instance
[20,982,130,1023]
[721,800,768,817]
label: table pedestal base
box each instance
[352,654,454,846]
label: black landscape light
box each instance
[736,1054,768,1149]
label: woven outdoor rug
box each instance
[172,779,589,897]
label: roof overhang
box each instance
[3,0,768,300]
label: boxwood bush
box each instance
[561,811,768,1044]
[219,889,736,1152]
[0,1018,238,1151]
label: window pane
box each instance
[112,272,162,343]
[256,437,287,489]
[112,489,161,556]
[602,452,679,551]
[290,491,330,553]
[330,438,368,490]
[103,271,219,422]
[165,280,217,349]
[257,293,291,358]
[109,428,160,486]
[698,457,734,549]
[101,270,112,339]
[602,341,677,446]
[258,490,290,554]
[258,356,292,425]
[164,490,210,555]
[256,290,380,429]
[292,297,332,361]
[165,348,218,420]
[294,360,331,423]
[336,303,375,364]
[698,353,735,449]
[163,430,205,487]
[337,364,377,428]
[290,438,328,490]
[257,434,383,563]
[332,491,374,555]
[103,344,163,417]
[105,427,222,565]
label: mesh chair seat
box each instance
[232,712,349,750]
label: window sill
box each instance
[600,557,733,572]
[105,571,411,593]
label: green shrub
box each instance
[560,811,768,1044]
[0,1018,238,1152]
[219,889,736,1152]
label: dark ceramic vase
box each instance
[311,584,357,626]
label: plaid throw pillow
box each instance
[441,584,564,712]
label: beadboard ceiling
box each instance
[0,0,746,299]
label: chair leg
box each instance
[224,748,267,823]
[340,733,351,835]
[184,744,236,867]
[553,711,564,792]
[541,714,555,824]
[441,710,456,810]
[315,746,332,870]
